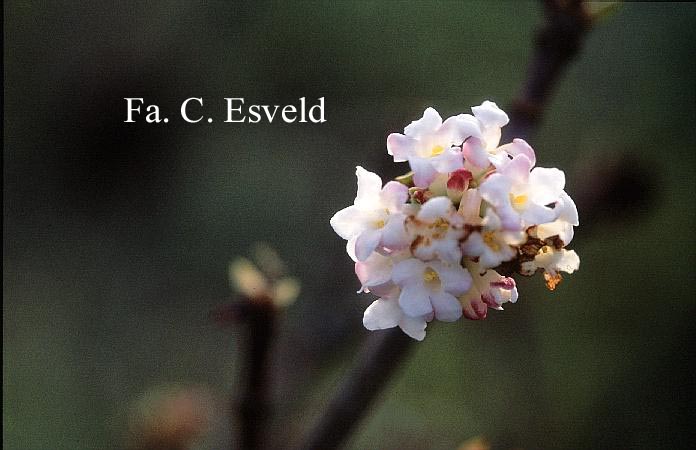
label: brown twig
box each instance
[295,328,415,450]
[503,0,592,143]
[214,298,276,450]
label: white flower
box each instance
[354,250,409,297]
[534,191,579,245]
[492,138,537,170]
[461,209,526,269]
[408,196,465,264]
[461,101,510,169]
[520,245,580,290]
[460,261,519,320]
[479,154,565,230]
[363,288,429,341]
[392,258,471,321]
[330,166,410,261]
[387,107,480,187]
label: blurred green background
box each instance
[4,1,695,449]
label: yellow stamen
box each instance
[430,145,444,157]
[510,193,528,210]
[375,219,385,229]
[544,272,563,291]
[483,231,501,251]
[423,268,440,283]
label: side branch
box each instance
[503,0,592,142]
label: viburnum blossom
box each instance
[330,101,580,340]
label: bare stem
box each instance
[295,328,414,450]
[214,299,276,450]
[503,0,592,142]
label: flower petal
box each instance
[472,100,509,128]
[404,107,442,138]
[462,137,491,168]
[431,261,472,296]
[500,154,532,184]
[498,138,536,167]
[354,228,382,261]
[417,196,453,221]
[430,291,463,322]
[355,166,383,209]
[430,147,464,173]
[528,167,565,204]
[399,283,433,317]
[392,258,426,285]
[330,205,363,240]
[387,133,415,162]
[399,314,427,341]
[355,253,393,291]
[380,181,409,210]
[381,213,409,249]
[447,114,483,141]
[363,297,401,330]
[410,157,438,187]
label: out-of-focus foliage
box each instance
[4,1,695,449]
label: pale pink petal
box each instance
[398,315,427,341]
[355,166,383,209]
[529,167,565,204]
[404,107,442,139]
[392,258,426,285]
[431,261,472,296]
[430,291,463,322]
[410,157,438,187]
[363,298,401,330]
[381,214,409,249]
[498,138,536,167]
[559,191,579,226]
[462,137,490,168]
[430,147,464,173]
[479,173,511,204]
[500,154,532,184]
[386,133,415,162]
[481,124,502,150]
[520,201,558,226]
[479,175,522,230]
[330,206,363,240]
[380,181,409,210]
[354,228,382,261]
[446,114,483,141]
[398,283,433,317]
[429,239,463,264]
[355,254,393,290]
[417,196,453,221]
[461,232,486,258]
[471,100,509,128]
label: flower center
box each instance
[430,145,445,157]
[483,231,501,251]
[374,219,385,229]
[427,217,450,239]
[423,267,441,288]
[510,193,528,210]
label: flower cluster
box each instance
[330,101,579,340]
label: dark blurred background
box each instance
[4,1,696,449]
